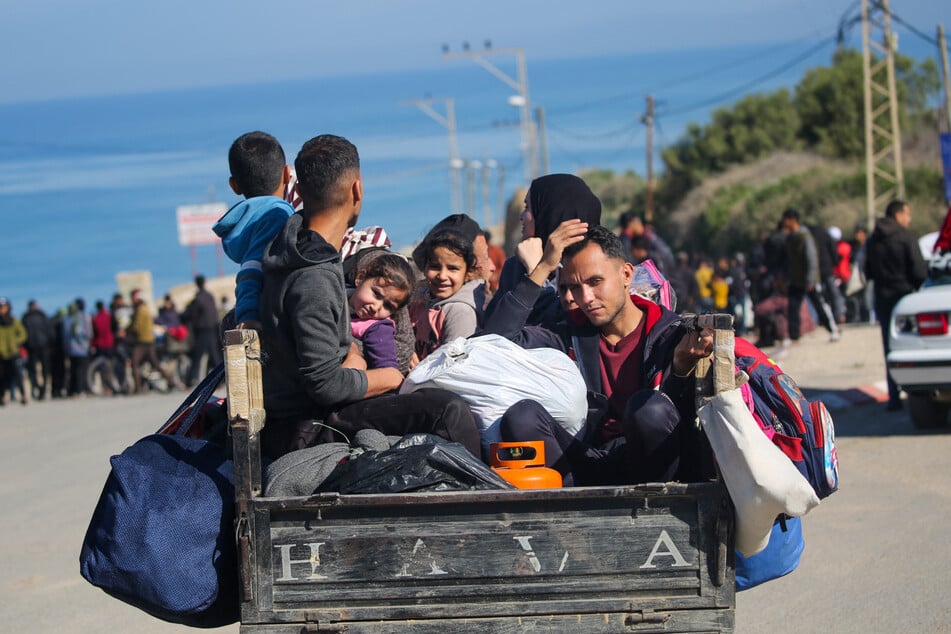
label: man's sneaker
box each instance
[830,330,841,342]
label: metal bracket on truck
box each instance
[224,329,736,633]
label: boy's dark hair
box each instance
[781,208,800,222]
[421,229,476,272]
[885,199,906,218]
[295,135,360,213]
[563,224,626,261]
[95,300,105,311]
[360,253,416,304]
[228,131,286,198]
[195,275,206,289]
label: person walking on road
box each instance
[128,289,176,394]
[182,275,221,386]
[21,299,53,400]
[781,208,840,345]
[63,298,93,397]
[865,200,928,411]
[0,298,28,406]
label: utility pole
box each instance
[861,0,905,230]
[444,45,539,184]
[535,106,550,176]
[642,95,655,224]
[466,159,479,217]
[481,159,496,230]
[496,163,506,234]
[939,24,951,133]
[402,97,463,211]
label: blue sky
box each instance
[2,0,949,104]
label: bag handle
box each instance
[158,363,226,436]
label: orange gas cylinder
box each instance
[490,441,563,489]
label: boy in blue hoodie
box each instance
[212,131,295,330]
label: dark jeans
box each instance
[68,355,89,396]
[25,345,50,398]
[788,283,838,340]
[500,391,712,486]
[876,297,902,405]
[261,388,481,461]
[0,357,27,403]
[187,327,222,386]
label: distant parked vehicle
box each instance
[888,216,951,428]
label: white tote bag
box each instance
[698,383,820,556]
[400,334,588,452]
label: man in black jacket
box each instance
[482,222,715,486]
[21,300,53,400]
[865,200,929,410]
[183,275,221,386]
[258,134,479,460]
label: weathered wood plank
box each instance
[224,328,265,435]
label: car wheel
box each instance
[907,393,950,429]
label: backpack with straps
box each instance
[734,338,839,500]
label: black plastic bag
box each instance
[316,433,513,494]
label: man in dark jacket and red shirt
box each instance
[482,222,715,486]
[865,199,928,410]
[258,134,480,460]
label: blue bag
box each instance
[735,516,804,591]
[79,364,238,627]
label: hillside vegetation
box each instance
[582,46,947,256]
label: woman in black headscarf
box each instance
[484,174,601,325]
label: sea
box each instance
[0,35,939,313]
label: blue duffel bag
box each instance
[735,515,805,591]
[79,364,238,627]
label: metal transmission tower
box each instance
[939,24,951,134]
[862,0,905,229]
[402,97,463,212]
[444,44,539,184]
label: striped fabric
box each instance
[283,169,303,211]
[340,226,391,260]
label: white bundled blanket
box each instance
[400,335,587,453]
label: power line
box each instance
[657,35,836,118]
[546,118,641,141]
[882,5,951,52]
[545,30,840,120]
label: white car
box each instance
[887,251,951,428]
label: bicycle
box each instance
[86,345,131,397]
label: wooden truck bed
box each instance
[224,330,736,633]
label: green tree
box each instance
[794,48,940,158]
[794,48,865,157]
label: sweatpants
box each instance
[499,391,711,486]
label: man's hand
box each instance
[672,325,714,376]
[341,342,367,371]
[528,219,588,287]
[408,351,421,371]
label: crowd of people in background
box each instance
[0,277,231,407]
[619,207,880,362]
[0,131,926,417]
